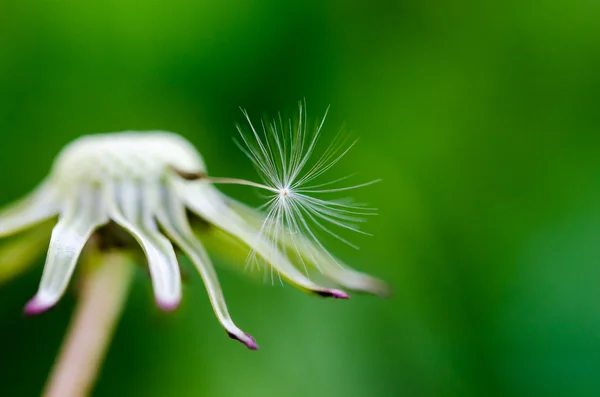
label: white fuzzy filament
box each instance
[210,101,380,274]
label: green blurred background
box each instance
[2,1,600,396]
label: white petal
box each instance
[0,181,60,238]
[25,186,108,314]
[157,187,258,349]
[229,198,391,297]
[105,182,181,310]
[175,180,348,299]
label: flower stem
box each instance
[43,252,134,397]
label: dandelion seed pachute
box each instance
[214,102,386,296]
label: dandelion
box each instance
[0,104,388,395]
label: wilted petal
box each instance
[293,243,391,297]
[157,188,258,349]
[25,187,108,314]
[228,199,391,297]
[175,181,349,299]
[0,181,60,238]
[105,182,182,310]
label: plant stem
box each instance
[43,252,134,397]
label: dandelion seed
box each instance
[209,101,386,292]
